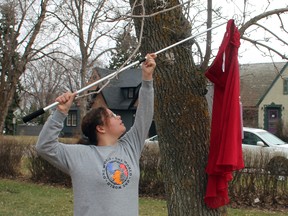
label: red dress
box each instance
[204,19,244,209]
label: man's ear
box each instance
[96,125,105,134]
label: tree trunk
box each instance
[79,59,89,121]
[0,82,16,134]
[130,0,220,215]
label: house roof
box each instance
[240,62,287,107]
[94,67,142,110]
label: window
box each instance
[128,88,135,99]
[67,111,77,127]
[87,90,97,100]
[242,132,261,145]
[283,78,288,95]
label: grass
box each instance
[228,208,288,216]
[0,179,73,216]
[139,198,167,216]
[0,179,287,216]
[1,135,287,215]
[0,179,167,216]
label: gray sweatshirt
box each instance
[36,80,154,216]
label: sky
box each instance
[208,0,288,64]
[97,0,287,65]
[28,0,287,66]
[98,0,288,65]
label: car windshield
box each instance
[257,131,287,146]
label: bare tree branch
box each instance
[254,23,288,46]
[241,36,288,60]
[239,8,288,35]
[22,0,50,62]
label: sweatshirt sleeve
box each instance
[35,110,72,174]
[120,80,154,158]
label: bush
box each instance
[29,139,165,191]
[139,144,165,196]
[0,136,25,177]
[229,155,288,209]
[2,135,288,209]
[265,156,288,176]
[27,145,72,187]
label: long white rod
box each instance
[22,22,227,122]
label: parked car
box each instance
[145,128,288,175]
[242,127,288,175]
[144,135,158,145]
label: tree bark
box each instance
[129,0,220,215]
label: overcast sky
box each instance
[209,0,288,64]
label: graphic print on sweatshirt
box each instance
[102,157,132,189]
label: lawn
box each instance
[0,179,287,216]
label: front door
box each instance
[265,107,281,134]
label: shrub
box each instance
[27,145,72,187]
[229,153,288,208]
[139,141,288,207]
[0,136,25,177]
[29,139,165,191]
[139,144,165,196]
[242,149,271,169]
[2,134,288,208]
[265,156,288,176]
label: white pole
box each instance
[22,22,227,123]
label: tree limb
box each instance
[239,8,288,36]
[241,36,288,60]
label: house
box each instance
[240,62,288,134]
[61,104,81,137]
[92,67,142,131]
[63,67,157,137]
[62,61,288,137]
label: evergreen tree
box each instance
[0,7,21,134]
[4,85,21,135]
[108,28,141,70]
